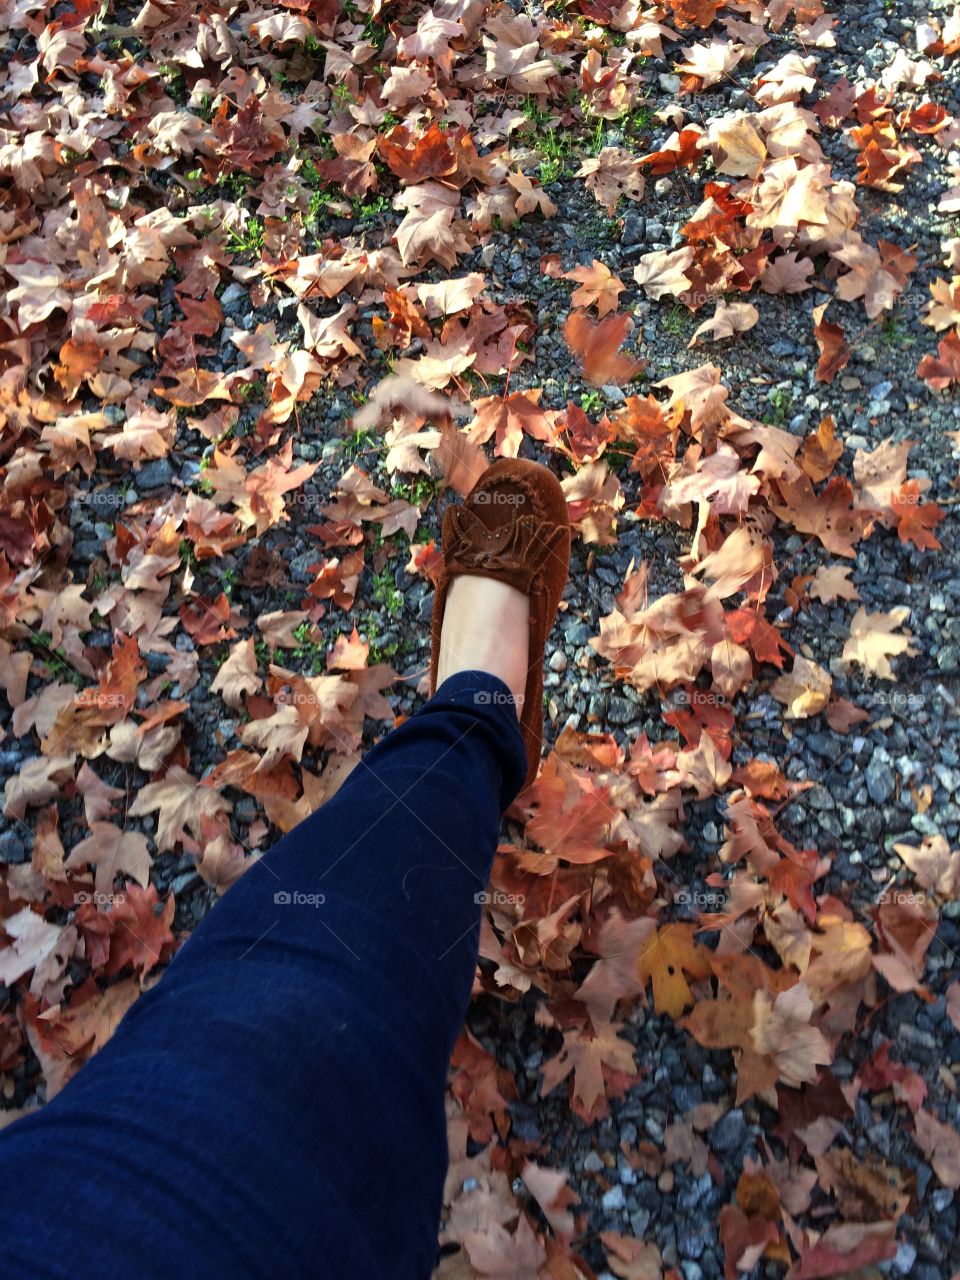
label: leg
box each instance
[0,671,527,1280]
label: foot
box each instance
[435,574,529,718]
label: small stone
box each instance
[73,539,102,563]
[866,751,895,804]
[806,733,837,759]
[583,1151,605,1173]
[289,550,322,583]
[893,1241,917,1274]
[136,458,175,491]
[601,1185,626,1211]
[170,870,201,896]
[608,695,639,725]
[0,830,28,863]
[621,211,645,247]
[677,1223,708,1260]
[548,650,568,673]
[629,1208,651,1237]
[708,1108,747,1153]
[220,282,247,310]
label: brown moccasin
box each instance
[429,459,571,790]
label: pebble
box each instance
[601,1185,626,1211]
[220,282,247,310]
[607,695,639,725]
[866,750,896,804]
[708,1109,747,1153]
[0,830,28,863]
[136,458,175,491]
[893,1244,917,1275]
[583,1151,605,1173]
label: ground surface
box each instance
[1,0,960,1277]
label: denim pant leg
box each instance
[0,672,528,1280]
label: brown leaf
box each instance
[63,823,151,898]
[812,303,851,383]
[914,1110,960,1189]
[563,312,645,386]
[840,606,917,680]
[565,260,625,317]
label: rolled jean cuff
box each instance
[430,669,529,810]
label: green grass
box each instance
[28,630,84,687]
[536,128,573,184]
[236,378,266,403]
[769,385,794,425]
[342,426,379,460]
[391,475,439,507]
[353,193,390,220]
[582,389,604,414]
[219,171,254,201]
[358,612,399,663]
[158,63,186,106]
[370,568,403,618]
[881,316,913,348]
[227,217,264,256]
[292,621,326,673]
[522,97,556,128]
[662,305,687,337]
[621,102,653,138]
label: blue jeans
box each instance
[0,672,527,1280]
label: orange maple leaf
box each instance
[891,480,944,550]
[564,312,645,386]
[812,304,850,383]
[635,923,712,1017]
[918,327,960,389]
